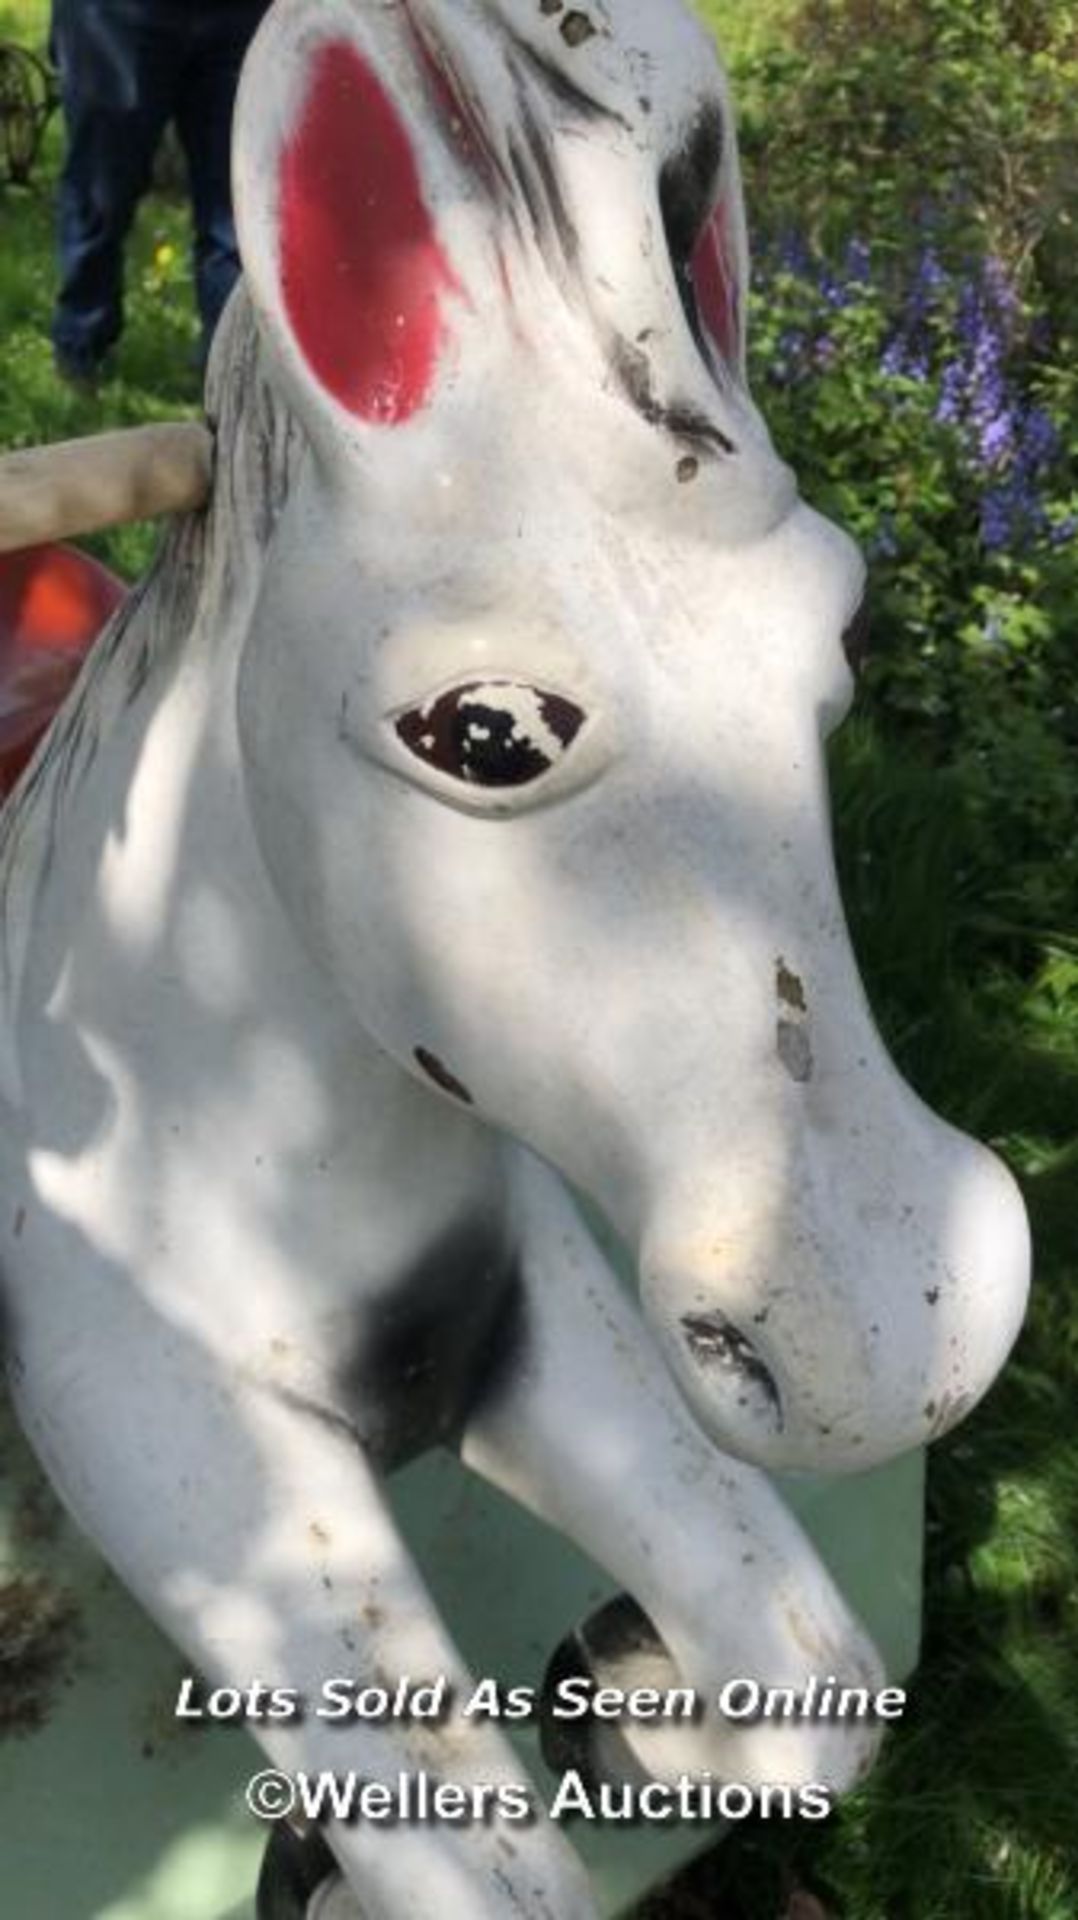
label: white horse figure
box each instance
[0,1,1029,1915]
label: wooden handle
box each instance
[0,423,214,554]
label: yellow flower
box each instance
[154,244,176,269]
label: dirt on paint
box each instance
[0,1572,82,1737]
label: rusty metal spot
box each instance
[0,1574,81,1738]
[560,10,596,46]
[776,957,807,1012]
[777,1019,814,1083]
[414,1047,474,1105]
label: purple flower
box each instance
[1017,407,1059,468]
[978,410,1017,467]
[935,361,966,425]
[776,230,813,277]
[980,489,1016,550]
[754,227,1064,559]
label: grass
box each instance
[0,0,199,577]
[1,2,1077,1917]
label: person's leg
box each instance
[175,4,267,362]
[50,0,179,374]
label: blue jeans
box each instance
[51,0,269,366]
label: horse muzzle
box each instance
[638,1125,1030,1474]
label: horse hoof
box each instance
[256,1823,344,1919]
[540,1591,678,1789]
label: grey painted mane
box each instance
[0,293,302,1042]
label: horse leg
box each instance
[459,1152,886,1796]
[8,1300,598,1920]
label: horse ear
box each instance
[692,155,750,380]
[233,0,483,435]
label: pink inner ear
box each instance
[691,197,741,368]
[279,41,461,424]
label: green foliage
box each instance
[721,0,1078,981]
[694,0,798,65]
[731,0,1078,292]
[749,254,1078,938]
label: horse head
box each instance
[227,0,1028,1476]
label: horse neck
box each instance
[0,297,306,1052]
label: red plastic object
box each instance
[0,543,126,796]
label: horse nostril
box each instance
[680,1309,783,1427]
[841,596,872,675]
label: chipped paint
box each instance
[776,957,808,1012]
[777,1018,814,1084]
[681,1311,782,1425]
[414,1046,474,1105]
[560,12,597,49]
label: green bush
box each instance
[748,239,1078,934]
[724,0,1078,954]
[733,0,1078,295]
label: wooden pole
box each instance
[0,423,214,555]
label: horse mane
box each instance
[0,290,305,1044]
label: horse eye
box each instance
[394,680,586,789]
